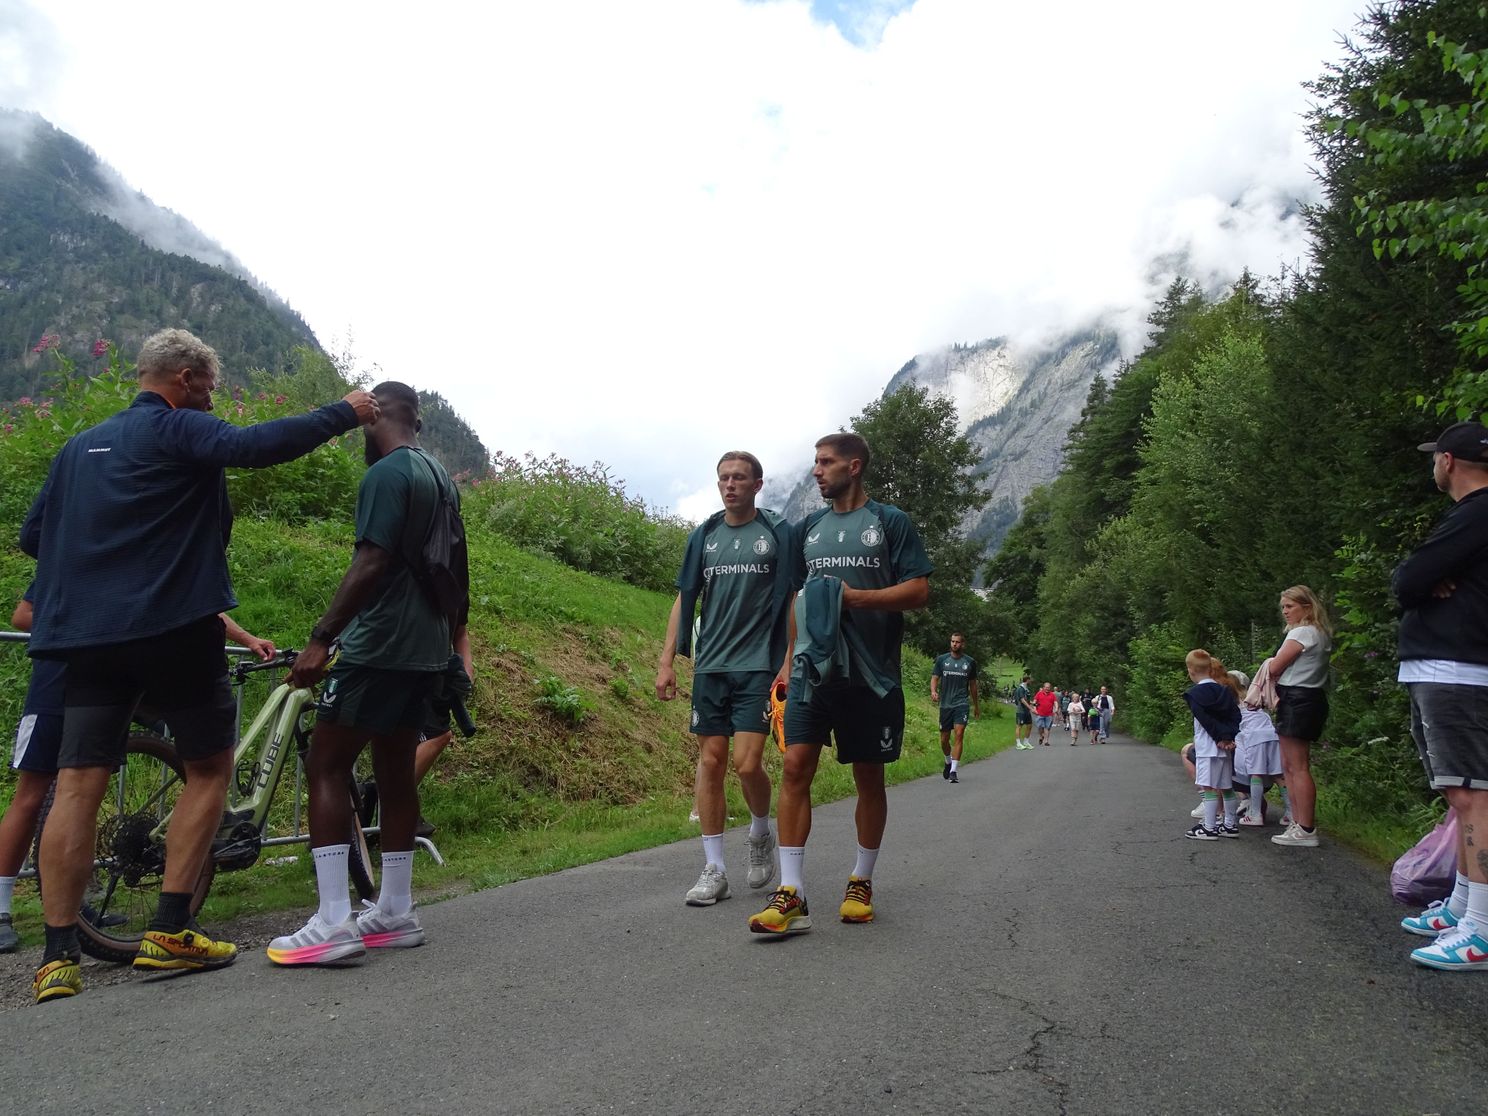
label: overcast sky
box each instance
[3,0,1364,519]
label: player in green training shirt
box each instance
[749,432,932,936]
[931,632,980,783]
[658,452,794,908]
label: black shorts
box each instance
[1275,684,1328,741]
[691,670,773,737]
[939,706,969,732]
[316,665,439,736]
[1408,682,1488,790]
[58,615,236,768]
[418,708,453,743]
[1015,707,1032,726]
[783,678,905,764]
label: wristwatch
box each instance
[309,625,337,646]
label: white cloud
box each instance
[7,0,1364,518]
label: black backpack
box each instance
[409,449,470,627]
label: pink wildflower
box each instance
[3,424,12,435]
[92,339,109,359]
[274,394,287,405]
[18,396,32,406]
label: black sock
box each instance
[1301,824,1315,834]
[43,922,80,964]
[150,891,193,933]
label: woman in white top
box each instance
[1263,585,1332,848]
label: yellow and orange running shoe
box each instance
[748,885,812,935]
[769,682,788,754]
[839,876,874,923]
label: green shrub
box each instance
[466,453,688,592]
[534,674,592,725]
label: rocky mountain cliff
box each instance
[763,329,1120,556]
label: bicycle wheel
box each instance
[51,733,216,963]
[346,778,376,902]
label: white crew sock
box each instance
[949,758,959,773]
[313,844,352,926]
[749,814,770,839]
[780,846,805,895]
[1466,880,1488,931]
[702,833,725,870]
[0,875,15,916]
[1222,791,1239,828]
[379,850,415,916]
[1448,872,1471,918]
[1249,777,1266,818]
[1202,791,1219,831]
[853,844,879,880]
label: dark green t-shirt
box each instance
[933,652,978,710]
[695,517,779,673]
[1014,682,1031,708]
[791,501,932,687]
[337,447,454,671]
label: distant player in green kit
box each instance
[749,432,932,936]
[658,452,795,907]
[931,632,979,783]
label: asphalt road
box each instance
[1,733,1483,1115]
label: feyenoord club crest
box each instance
[861,526,882,546]
[753,537,770,555]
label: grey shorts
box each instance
[1408,682,1488,790]
[690,670,773,737]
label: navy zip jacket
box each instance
[1392,486,1488,664]
[673,507,794,668]
[1183,679,1241,744]
[21,391,358,654]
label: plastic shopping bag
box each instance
[1390,808,1458,906]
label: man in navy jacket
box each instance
[23,328,377,1003]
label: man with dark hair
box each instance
[1012,672,1034,749]
[658,451,792,906]
[1393,421,1488,971]
[749,432,931,935]
[267,382,463,964]
[931,632,979,783]
[23,328,377,1003]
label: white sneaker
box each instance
[1238,811,1266,827]
[1271,822,1319,848]
[266,912,365,965]
[355,900,425,949]
[1280,811,1292,826]
[1190,803,1206,819]
[685,864,730,906]
[746,830,777,890]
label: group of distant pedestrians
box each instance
[1009,676,1115,748]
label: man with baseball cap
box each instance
[1392,420,1488,970]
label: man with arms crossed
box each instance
[931,632,979,783]
[23,329,376,1002]
[1393,421,1488,971]
[749,433,931,935]
[270,382,462,964]
[658,452,791,904]
[1012,673,1034,749]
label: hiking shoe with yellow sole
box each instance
[748,886,812,935]
[840,876,874,923]
[34,958,82,1003]
[134,927,238,972]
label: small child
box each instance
[1227,670,1286,826]
[1067,696,1085,745]
[1183,649,1242,840]
[1087,708,1100,746]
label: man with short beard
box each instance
[270,382,464,965]
[23,328,377,1004]
[749,432,931,935]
